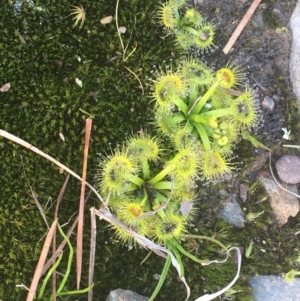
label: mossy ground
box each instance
[1,0,300,300]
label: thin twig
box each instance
[29,187,49,229]
[77,118,92,289]
[223,0,262,54]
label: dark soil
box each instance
[195,0,298,147]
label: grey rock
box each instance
[259,171,299,226]
[290,0,300,107]
[275,155,300,184]
[218,199,245,228]
[249,275,300,301]
[105,289,148,301]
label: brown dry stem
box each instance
[77,118,92,289]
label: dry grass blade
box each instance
[30,187,49,229]
[42,190,91,276]
[26,219,58,301]
[77,118,92,289]
[223,0,262,54]
[88,208,97,301]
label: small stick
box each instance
[223,0,262,54]
[77,118,92,289]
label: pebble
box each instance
[259,171,299,227]
[275,155,300,184]
[105,289,148,301]
[218,199,245,228]
[261,96,275,111]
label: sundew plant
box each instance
[97,0,259,299]
[0,0,259,300]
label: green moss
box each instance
[0,0,179,299]
[263,7,283,29]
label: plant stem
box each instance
[148,165,172,186]
[152,181,173,190]
[148,255,171,301]
[38,253,63,299]
[171,95,189,116]
[142,160,150,180]
[201,107,231,118]
[192,122,210,151]
[182,234,227,251]
[56,224,73,295]
[174,240,209,265]
[191,81,219,114]
[128,175,145,187]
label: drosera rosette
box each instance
[157,0,216,52]
[154,106,184,136]
[97,137,231,301]
[199,147,234,183]
[201,89,259,129]
[215,61,245,89]
[179,56,214,88]
[149,55,262,182]
[97,132,200,225]
[151,66,188,111]
[210,88,233,109]
[97,148,138,196]
[153,212,188,244]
